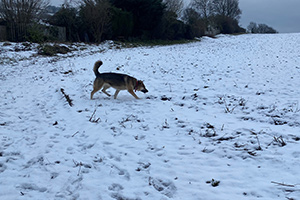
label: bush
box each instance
[38,44,71,56]
[26,24,46,43]
[111,0,165,39]
[182,8,206,38]
[214,15,242,34]
[110,7,134,39]
[247,22,277,34]
[49,5,80,42]
[26,23,62,43]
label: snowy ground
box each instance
[0,33,300,200]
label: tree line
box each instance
[49,0,246,42]
[247,22,277,34]
[0,0,276,43]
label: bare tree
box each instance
[211,0,241,20]
[191,0,241,20]
[189,0,243,34]
[247,21,257,33]
[0,0,49,41]
[257,24,277,33]
[164,0,184,16]
[191,0,212,19]
[182,7,206,38]
[247,22,277,34]
[0,0,49,24]
[79,0,111,42]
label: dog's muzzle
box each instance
[141,89,148,93]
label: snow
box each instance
[1,33,300,200]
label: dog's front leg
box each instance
[128,89,140,99]
[114,90,120,99]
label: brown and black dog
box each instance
[91,60,148,99]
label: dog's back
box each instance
[98,73,132,89]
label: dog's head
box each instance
[136,80,148,93]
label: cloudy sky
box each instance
[239,0,300,33]
[50,0,300,33]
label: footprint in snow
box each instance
[17,183,47,193]
[0,162,7,173]
[110,165,130,180]
[108,183,124,191]
[149,177,177,198]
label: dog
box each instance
[90,60,148,99]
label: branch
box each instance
[271,181,295,187]
[60,88,73,107]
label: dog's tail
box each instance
[93,60,103,77]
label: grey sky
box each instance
[50,0,300,33]
[239,0,300,33]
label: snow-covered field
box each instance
[1,33,300,200]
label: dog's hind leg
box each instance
[91,89,100,100]
[101,85,111,97]
[114,90,120,99]
[91,80,104,99]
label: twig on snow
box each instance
[60,88,73,107]
[72,131,79,137]
[271,181,295,187]
[273,136,286,147]
[73,160,83,176]
[223,98,237,113]
[250,131,262,150]
[89,108,101,123]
